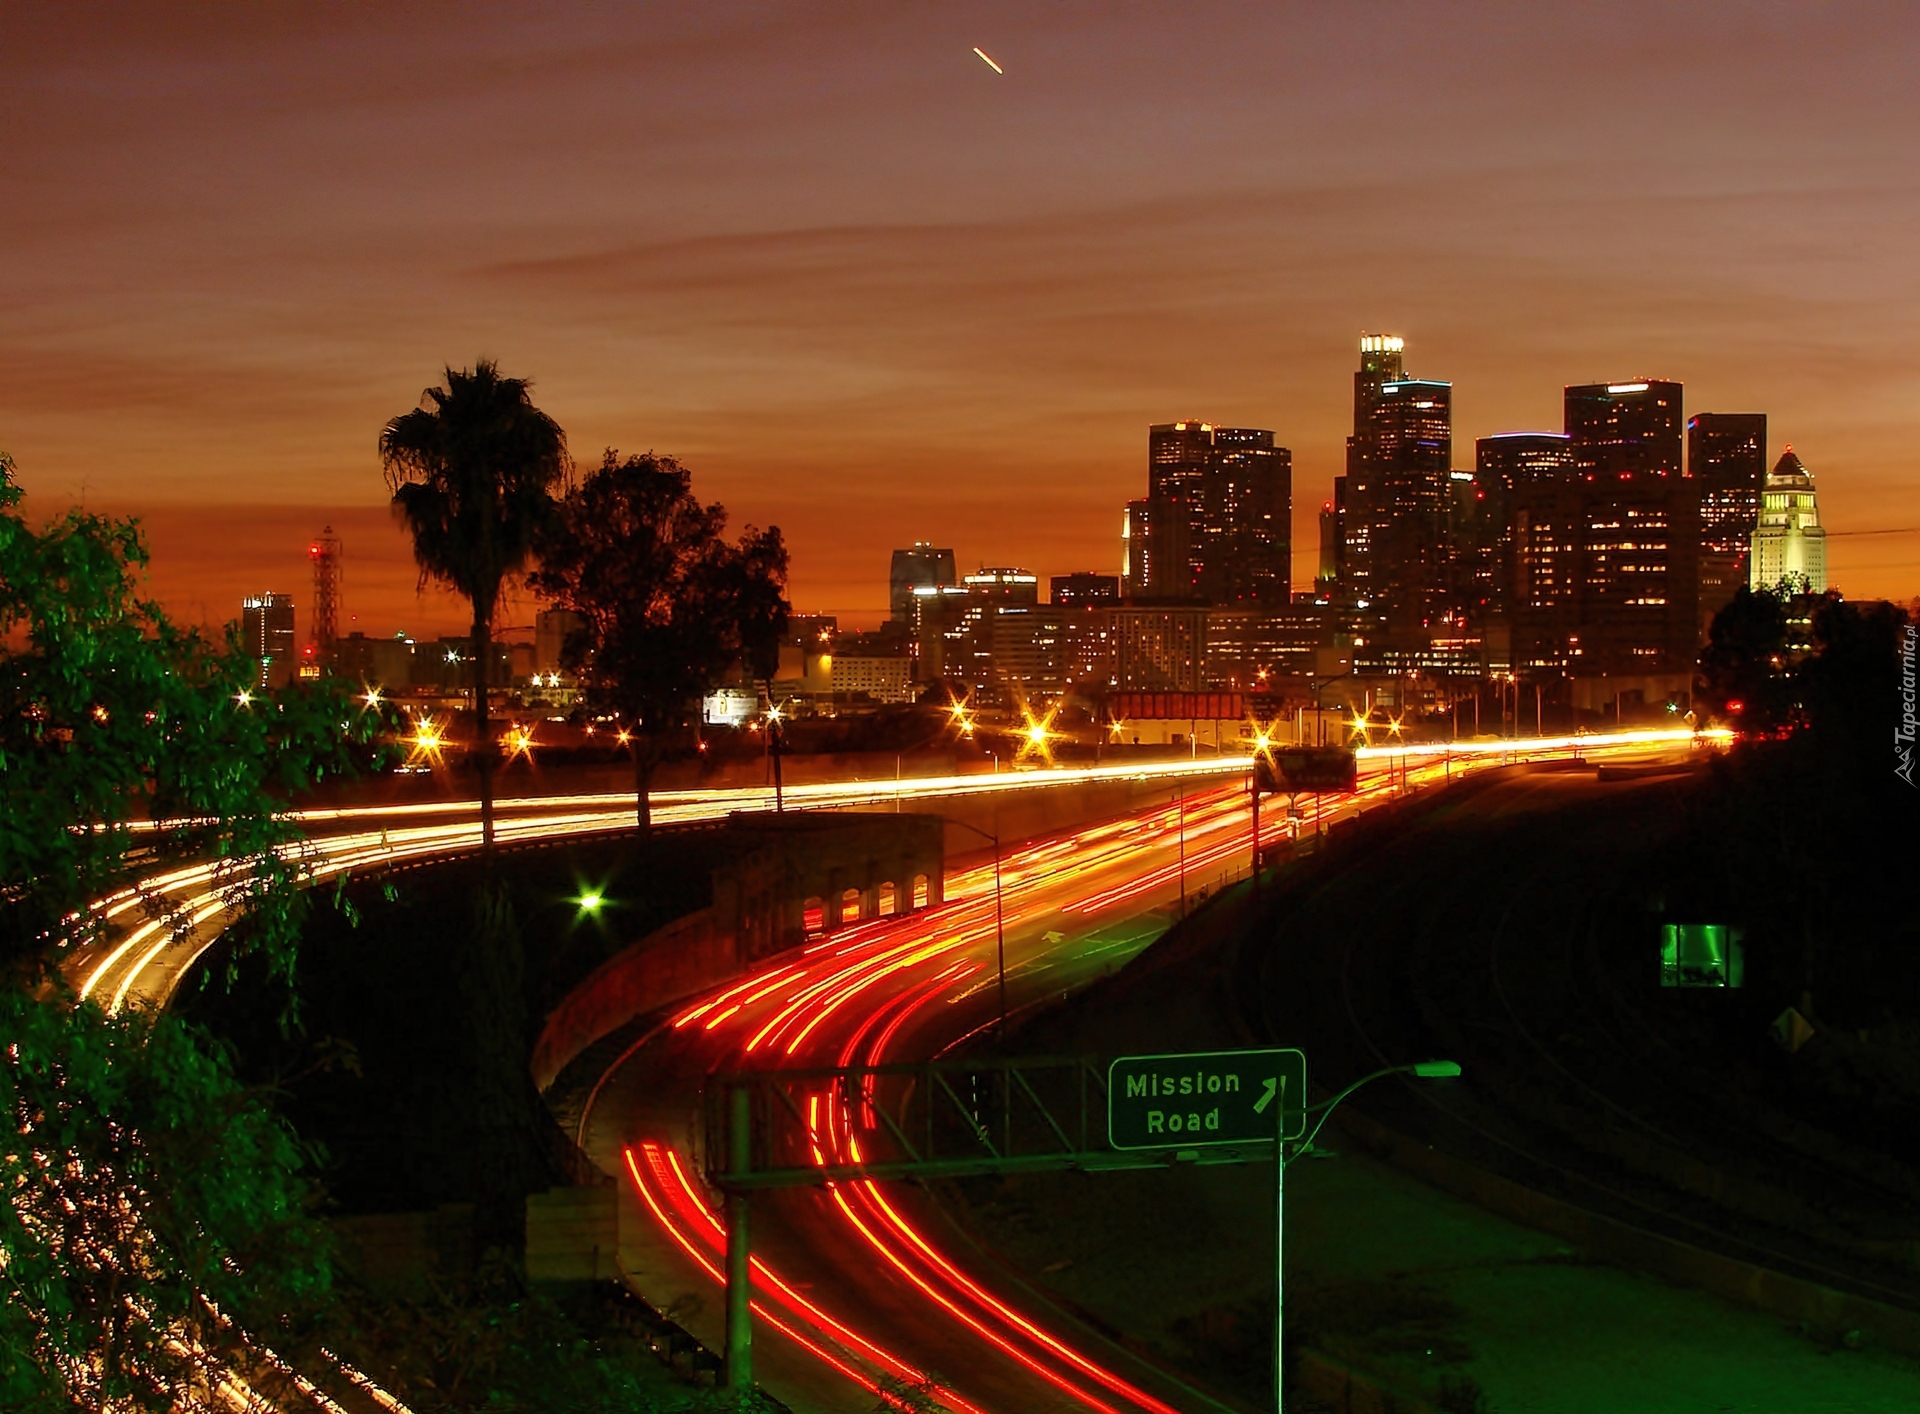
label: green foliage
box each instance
[0,451,393,980]
[1,452,393,1408]
[1697,586,1909,751]
[529,450,788,825]
[0,992,334,1412]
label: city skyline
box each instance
[5,4,1918,635]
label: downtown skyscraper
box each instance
[1511,379,1702,676]
[1126,421,1291,604]
[1339,334,1452,632]
[1688,412,1767,623]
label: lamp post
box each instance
[765,703,786,813]
[1274,1059,1460,1414]
[945,816,1007,1037]
[1309,670,1353,747]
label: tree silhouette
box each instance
[1696,585,1792,730]
[380,361,568,853]
[531,451,789,831]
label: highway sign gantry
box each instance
[1107,1047,1307,1150]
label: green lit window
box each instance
[1660,923,1744,988]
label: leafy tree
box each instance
[380,361,569,853]
[0,452,387,981]
[1,992,334,1412]
[0,452,388,1408]
[1696,585,1792,729]
[531,451,789,831]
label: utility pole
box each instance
[725,1084,753,1394]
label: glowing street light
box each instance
[1017,705,1060,762]
[233,689,254,708]
[361,686,383,708]
[576,890,605,916]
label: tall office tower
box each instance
[1327,475,1348,588]
[1565,380,1684,476]
[1122,496,1190,599]
[1750,448,1826,595]
[963,567,1040,606]
[1342,334,1452,628]
[1200,426,1292,604]
[1472,433,1574,621]
[889,543,957,623]
[308,528,341,663]
[1142,422,1291,603]
[1145,421,1215,598]
[1688,413,1767,624]
[1514,380,1698,676]
[1050,572,1120,604]
[241,592,296,686]
[1315,498,1339,596]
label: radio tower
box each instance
[308,527,342,667]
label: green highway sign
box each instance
[1107,1047,1307,1151]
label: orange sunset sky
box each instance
[4,3,1916,640]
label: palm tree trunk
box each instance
[472,616,495,855]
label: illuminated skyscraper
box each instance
[1512,380,1699,676]
[1142,422,1291,603]
[1050,572,1119,604]
[241,592,295,686]
[889,543,957,623]
[1750,449,1826,595]
[1471,433,1573,622]
[1342,334,1452,627]
[1688,413,1767,623]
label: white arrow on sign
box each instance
[1253,1076,1282,1114]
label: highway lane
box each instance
[68,753,1272,1014]
[579,730,1716,1413]
[54,730,1717,1414]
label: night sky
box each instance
[5,2,1916,637]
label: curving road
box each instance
[570,730,1714,1413]
[65,730,1717,1413]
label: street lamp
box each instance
[1308,670,1352,747]
[1272,1059,1460,1414]
[945,816,1007,1037]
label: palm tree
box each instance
[380,361,568,852]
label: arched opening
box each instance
[840,886,862,924]
[912,873,930,910]
[877,881,897,917]
[802,896,825,935]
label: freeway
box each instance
[62,729,1717,1413]
[570,730,1714,1413]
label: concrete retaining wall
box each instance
[531,908,732,1092]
